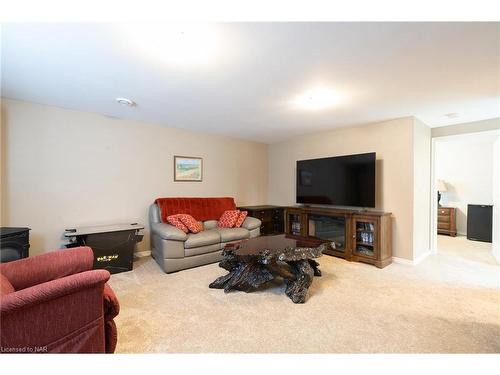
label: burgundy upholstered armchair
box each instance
[0,246,119,353]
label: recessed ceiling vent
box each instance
[115,97,136,107]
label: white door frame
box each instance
[430,137,438,254]
[430,129,500,255]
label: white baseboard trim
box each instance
[134,250,151,258]
[413,250,432,265]
[392,250,431,266]
[391,256,414,265]
[493,244,500,265]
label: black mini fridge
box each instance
[467,204,493,242]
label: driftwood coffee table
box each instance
[209,234,331,303]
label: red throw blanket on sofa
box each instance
[154,197,237,222]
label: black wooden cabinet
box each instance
[0,227,30,263]
[237,205,284,236]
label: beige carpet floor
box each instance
[108,235,500,353]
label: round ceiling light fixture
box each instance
[291,87,341,111]
[115,97,136,107]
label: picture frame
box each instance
[174,156,203,182]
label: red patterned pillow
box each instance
[166,214,189,233]
[234,211,248,228]
[177,214,203,234]
[218,210,241,228]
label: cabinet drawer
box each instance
[250,211,267,220]
[258,210,272,218]
[438,215,450,223]
[438,222,450,230]
[438,208,450,216]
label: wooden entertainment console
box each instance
[284,206,392,268]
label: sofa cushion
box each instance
[177,214,203,233]
[185,243,221,257]
[234,211,248,228]
[184,230,221,249]
[203,220,218,230]
[218,210,241,228]
[217,228,250,242]
[166,215,189,233]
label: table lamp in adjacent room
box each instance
[437,180,447,207]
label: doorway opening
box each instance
[430,130,500,267]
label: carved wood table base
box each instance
[209,235,330,304]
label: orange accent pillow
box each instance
[218,210,241,228]
[177,214,203,234]
[234,211,248,228]
[166,214,189,233]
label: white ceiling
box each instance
[1,22,499,143]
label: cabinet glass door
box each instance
[307,214,346,252]
[287,213,302,236]
[353,218,377,258]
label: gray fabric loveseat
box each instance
[149,197,261,273]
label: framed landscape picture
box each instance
[174,156,203,182]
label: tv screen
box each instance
[296,152,376,207]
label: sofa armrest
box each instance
[151,222,187,241]
[0,247,94,291]
[241,216,261,231]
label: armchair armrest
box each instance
[151,222,187,241]
[0,247,94,291]
[241,216,261,231]
[102,283,120,353]
[0,270,110,315]
[0,270,110,353]
[103,283,120,321]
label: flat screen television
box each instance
[296,152,376,207]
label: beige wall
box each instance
[432,118,500,138]
[2,98,435,261]
[1,98,268,255]
[412,118,432,257]
[268,117,419,260]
